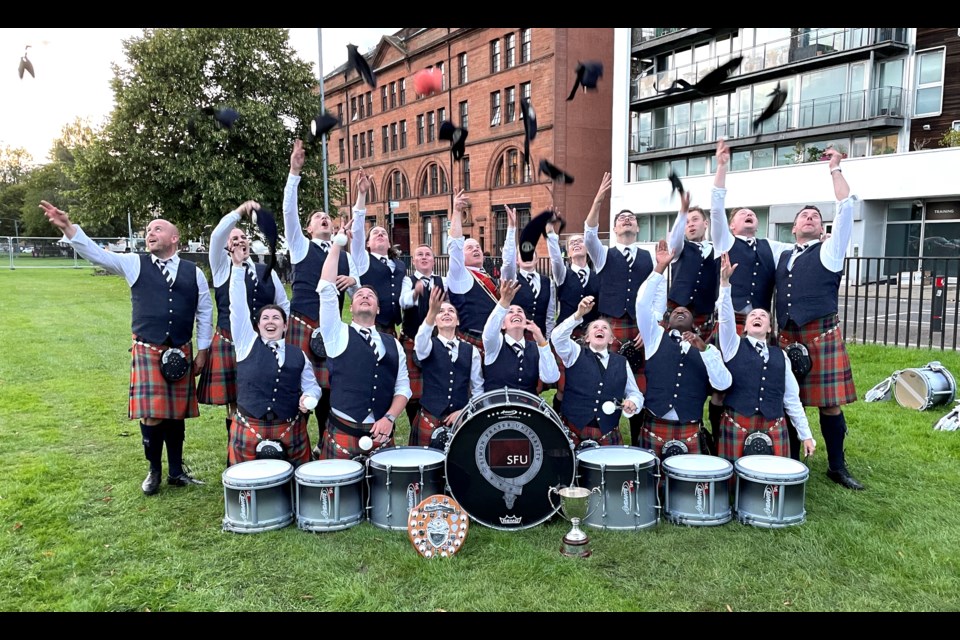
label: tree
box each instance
[72,28,344,241]
[0,145,34,186]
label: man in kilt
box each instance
[42,201,212,495]
[409,286,484,446]
[775,148,864,490]
[199,200,290,441]
[350,168,409,339]
[226,242,318,467]
[716,253,815,463]
[666,190,719,344]
[633,240,732,459]
[551,296,642,448]
[447,189,499,356]
[317,222,410,460]
[283,139,359,450]
[400,244,446,426]
[500,205,556,340]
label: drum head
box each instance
[663,454,732,479]
[577,446,655,470]
[296,459,363,482]
[446,395,574,530]
[222,459,293,487]
[894,369,929,410]
[735,455,807,482]
[369,446,445,469]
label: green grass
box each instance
[2,268,960,611]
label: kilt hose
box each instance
[637,410,705,459]
[604,315,646,394]
[778,314,856,408]
[717,410,788,464]
[229,412,311,467]
[561,416,624,449]
[667,300,717,344]
[129,338,199,420]
[197,328,237,406]
[321,414,396,460]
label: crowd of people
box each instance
[40,137,865,499]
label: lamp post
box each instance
[317,28,329,215]
[127,209,134,253]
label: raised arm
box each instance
[667,190,691,260]
[545,227,567,286]
[716,253,740,362]
[583,173,611,272]
[350,168,371,276]
[283,139,311,263]
[446,190,471,293]
[821,148,854,271]
[711,139,735,254]
[551,296,592,368]
[500,205,518,281]
[41,201,139,283]
[228,246,257,360]
[211,201,259,286]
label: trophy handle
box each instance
[547,485,562,516]
[582,486,602,521]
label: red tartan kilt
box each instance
[229,413,311,467]
[605,316,647,394]
[287,312,331,388]
[410,408,443,447]
[402,337,423,400]
[561,416,624,448]
[456,330,485,360]
[717,410,787,464]
[638,411,703,459]
[197,328,237,405]
[778,315,856,408]
[129,339,199,420]
[320,416,395,460]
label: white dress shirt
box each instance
[350,208,413,307]
[400,270,447,309]
[785,195,857,272]
[583,222,657,274]
[414,322,485,397]
[481,304,560,384]
[499,227,556,339]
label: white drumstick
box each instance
[602,401,617,415]
[359,435,373,451]
[333,233,348,247]
[303,395,318,411]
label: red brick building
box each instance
[319,28,615,258]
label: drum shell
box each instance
[367,447,446,531]
[662,454,733,526]
[576,446,659,531]
[894,365,956,411]
[295,460,365,532]
[734,455,808,528]
[222,459,294,533]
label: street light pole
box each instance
[127,209,134,253]
[317,28,330,215]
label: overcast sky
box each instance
[0,28,398,164]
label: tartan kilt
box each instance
[401,336,423,400]
[128,339,199,420]
[196,328,237,406]
[456,329,485,360]
[320,415,396,460]
[667,301,717,344]
[410,408,444,447]
[561,416,624,448]
[778,314,856,408]
[717,410,787,464]
[605,315,647,394]
[229,412,311,467]
[288,312,331,388]
[638,410,703,459]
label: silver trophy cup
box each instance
[548,485,601,557]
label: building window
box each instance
[493,205,531,253]
[521,29,531,63]
[367,129,374,158]
[490,40,501,74]
[417,115,425,144]
[399,120,407,149]
[388,170,410,201]
[381,86,388,112]
[358,96,365,120]
[366,92,373,117]
[423,216,433,249]
[420,164,447,195]
[507,149,519,185]
[382,126,389,154]
[459,100,469,130]
[490,91,501,126]
[390,82,397,109]
[438,107,446,126]
[339,178,348,205]
[872,133,898,155]
[915,48,945,117]
[359,132,366,159]
[520,81,531,102]
[437,61,446,90]
[338,138,345,164]
[350,97,358,121]
[506,86,516,123]
[462,156,471,191]
[399,79,406,105]
[505,33,516,69]
[352,135,359,160]
[458,52,468,84]
[337,103,344,125]
[493,148,530,187]
[427,112,436,142]
[391,123,398,152]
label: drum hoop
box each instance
[576,447,656,470]
[295,465,365,484]
[735,468,809,484]
[222,460,294,488]
[665,467,733,481]
[368,446,446,471]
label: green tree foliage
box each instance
[0,145,33,186]
[72,28,343,242]
[0,145,33,238]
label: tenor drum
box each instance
[295,459,365,532]
[662,454,733,526]
[734,455,808,528]
[575,446,659,531]
[367,447,446,531]
[894,362,956,411]
[222,459,294,533]
[446,388,576,530]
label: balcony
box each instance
[631,28,684,46]
[629,86,906,155]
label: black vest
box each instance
[448,275,498,334]
[668,241,719,316]
[775,243,841,328]
[214,262,277,330]
[327,328,400,422]
[401,274,444,339]
[598,247,653,319]
[513,271,551,335]
[236,340,306,421]
[557,266,599,325]
[419,336,473,418]
[728,238,776,312]
[483,339,540,394]
[363,254,405,327]
[561,349,629,433]
[130,255,200,346]
[644,338,711,422]
[724,339,786,419]
[291,242,349,320]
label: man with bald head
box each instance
[42,201,212,495]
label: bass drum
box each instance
[446,388,575,530]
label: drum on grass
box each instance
[367,447,446,531]
[894,362,956,411]
[446,388,576,530]
[575,446,659,531]
[734,455,808,528]
[295,459,365,532]
[662,454,733,526]
[222,459,294,533]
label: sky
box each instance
[0,28,399,164]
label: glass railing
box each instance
[631,28,684,45]
[629,86,906,153]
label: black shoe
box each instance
[826,467,865,491]
[142,470,162,496]
[168,471,205,487]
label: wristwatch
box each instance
[384,413,396,424]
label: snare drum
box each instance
[222,459,294,533]
[734,455,808,528]
[662,454,733,526]
[367,447,446,531]
[295,459,365,532]
[575,446,659,531]
[894,362,956,411]
[446,388,576,530]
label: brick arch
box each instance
[380,167,411,201]
[485,142,530,190]
[413,159,450,197]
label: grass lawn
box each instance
[1,267,959,612]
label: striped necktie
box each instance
[623,248,634,268]
[576,268,588,288]
[268,341,282,366]
[446,340,456,362]
[245,263,258,285]
[156,259,174,286]
[511,342,524,365]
